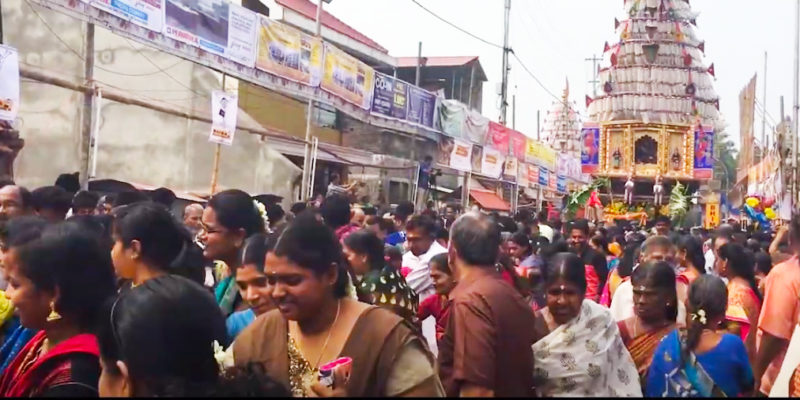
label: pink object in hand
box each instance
[400,267,411,278]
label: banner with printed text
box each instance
[90,0,163,31]
[510,132,527,160]
[539,167,549,186]
[557,175,567,193]
[503,156,518,181]
[321,43,375,110]
[256,16,322,86]
[581,123,600,173]
[693,125,714,180]
[517,163,529,187]
[449,139,473,172]
[526,139,557,170]
[407,86,437,129]
[487,121,510,153]
[549,173,557,190]
[209,90,238,146]
[371,72,408,120]
[481,146,504,179]
[527,164,539,188]
[165,1,257,67]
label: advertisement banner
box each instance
[371,72,408,120]
[539,167,549,186]
[449,139,473,172]
[581,124,601,173]
[0,45,19,122]
[464,109,489,145]
[693,126,714,180]
[503,156,518,181]
[510,132,526,160]
[557,175,567,193]
[705,202,720,229]
[165,1,257,67]
[487,121,510,153]
[737,75,757,181]
[407,86,437,129]
[91,0,163,31]
[517,163,528,188]
[481,146,503,179]
[209,90,238,146]
[437,137,454,168]
[256,16,322,85]
[471,145,483,175]
[526,140,557,170]
[527,164,539,187]
[549,173,557,190]
[321,43,375,110]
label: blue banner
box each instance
[371,72,408,120]
[408,86,437,129]
[557,175,566,193]
[539,167,549,186]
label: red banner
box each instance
[510,132,527,160]
[487,121,510,153]
[527,164,538,185]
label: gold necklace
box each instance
[296,300,342,370]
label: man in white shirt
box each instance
[610,235,687,325]
[402,215,447,355]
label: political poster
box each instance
[486,122,510,154]
[449,139,473,172]
[0,45,19,122]
[470,145,483,175]
[321,43,375,110]
[256,17,322,86]
[165,0,257,67]
[527,164,539,188]
[371,72,408,120]
[693,126,714,179]
[407,86,437,129]
[90,0,163,32]
[539,167,549,186]
[209,90,238,146]
[581,124,600,173]
[481,146,503,179]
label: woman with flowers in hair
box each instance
[199,190,267,317]
[646,275,753,397]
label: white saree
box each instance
[533,300,643,397]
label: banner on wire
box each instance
[693,125,714,180]
[209,90,238,146]
[165,1,257,67]
[321,43,375,110]
[371,72,408,120]
[256,16,322,86]
[0,45,19,122]
[481,146,504,179]
[581,123,600,173]
[90,0,163,31]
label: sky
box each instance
[325,0,797,151]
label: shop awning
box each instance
[469,189,510,212]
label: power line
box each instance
[510,52,560,101]
[122,37,208,98]
[409,0,503,49]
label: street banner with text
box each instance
[321,43,375,110]
[209,90,238,146]
[256,16,322,85]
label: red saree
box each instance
[725,280,761,341]
[0,331,100,397]
[618,318,675,380]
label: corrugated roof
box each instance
[395,56,479,68]
[470,189,510,212]
[275,0,389,54]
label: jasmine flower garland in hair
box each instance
[252,200,272,233]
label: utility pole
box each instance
[79,22,95,190]
[415,41,422,86]
[409,41,422,202]
[512,93,516,129]
[762,51,768,152]
[499,0,511,125]
[536,110,540,141]
[300,0,324,201]
[794,0,799,210]
[585,54,602,97]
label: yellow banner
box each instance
[524,139,557,170]
[705,202,720,229]
[255,17,322,86]
[321,43,375,110]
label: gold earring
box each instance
[46,301,62,322]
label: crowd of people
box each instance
[0,174,799,397]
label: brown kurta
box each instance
[233,306,434,397]
[437,269,537,397]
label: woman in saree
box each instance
[676,235,705,286]
[532,252,642,397]
[199,190,267,317]
[646,275,753,397]
[715,242,762,360]
[231,214,443,397]
[0,222,116,396]
[617,261,677,386]
[600,239,642,307]
[343,229,418,324]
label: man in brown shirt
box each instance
[437,212,537,397]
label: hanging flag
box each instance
[714,99,720,110]
[603,41,610,53]
[707,63,715,77]
[585,95,594,108]
[614,18,620,29]
[698,42,705,53]
[209,90,238,146]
